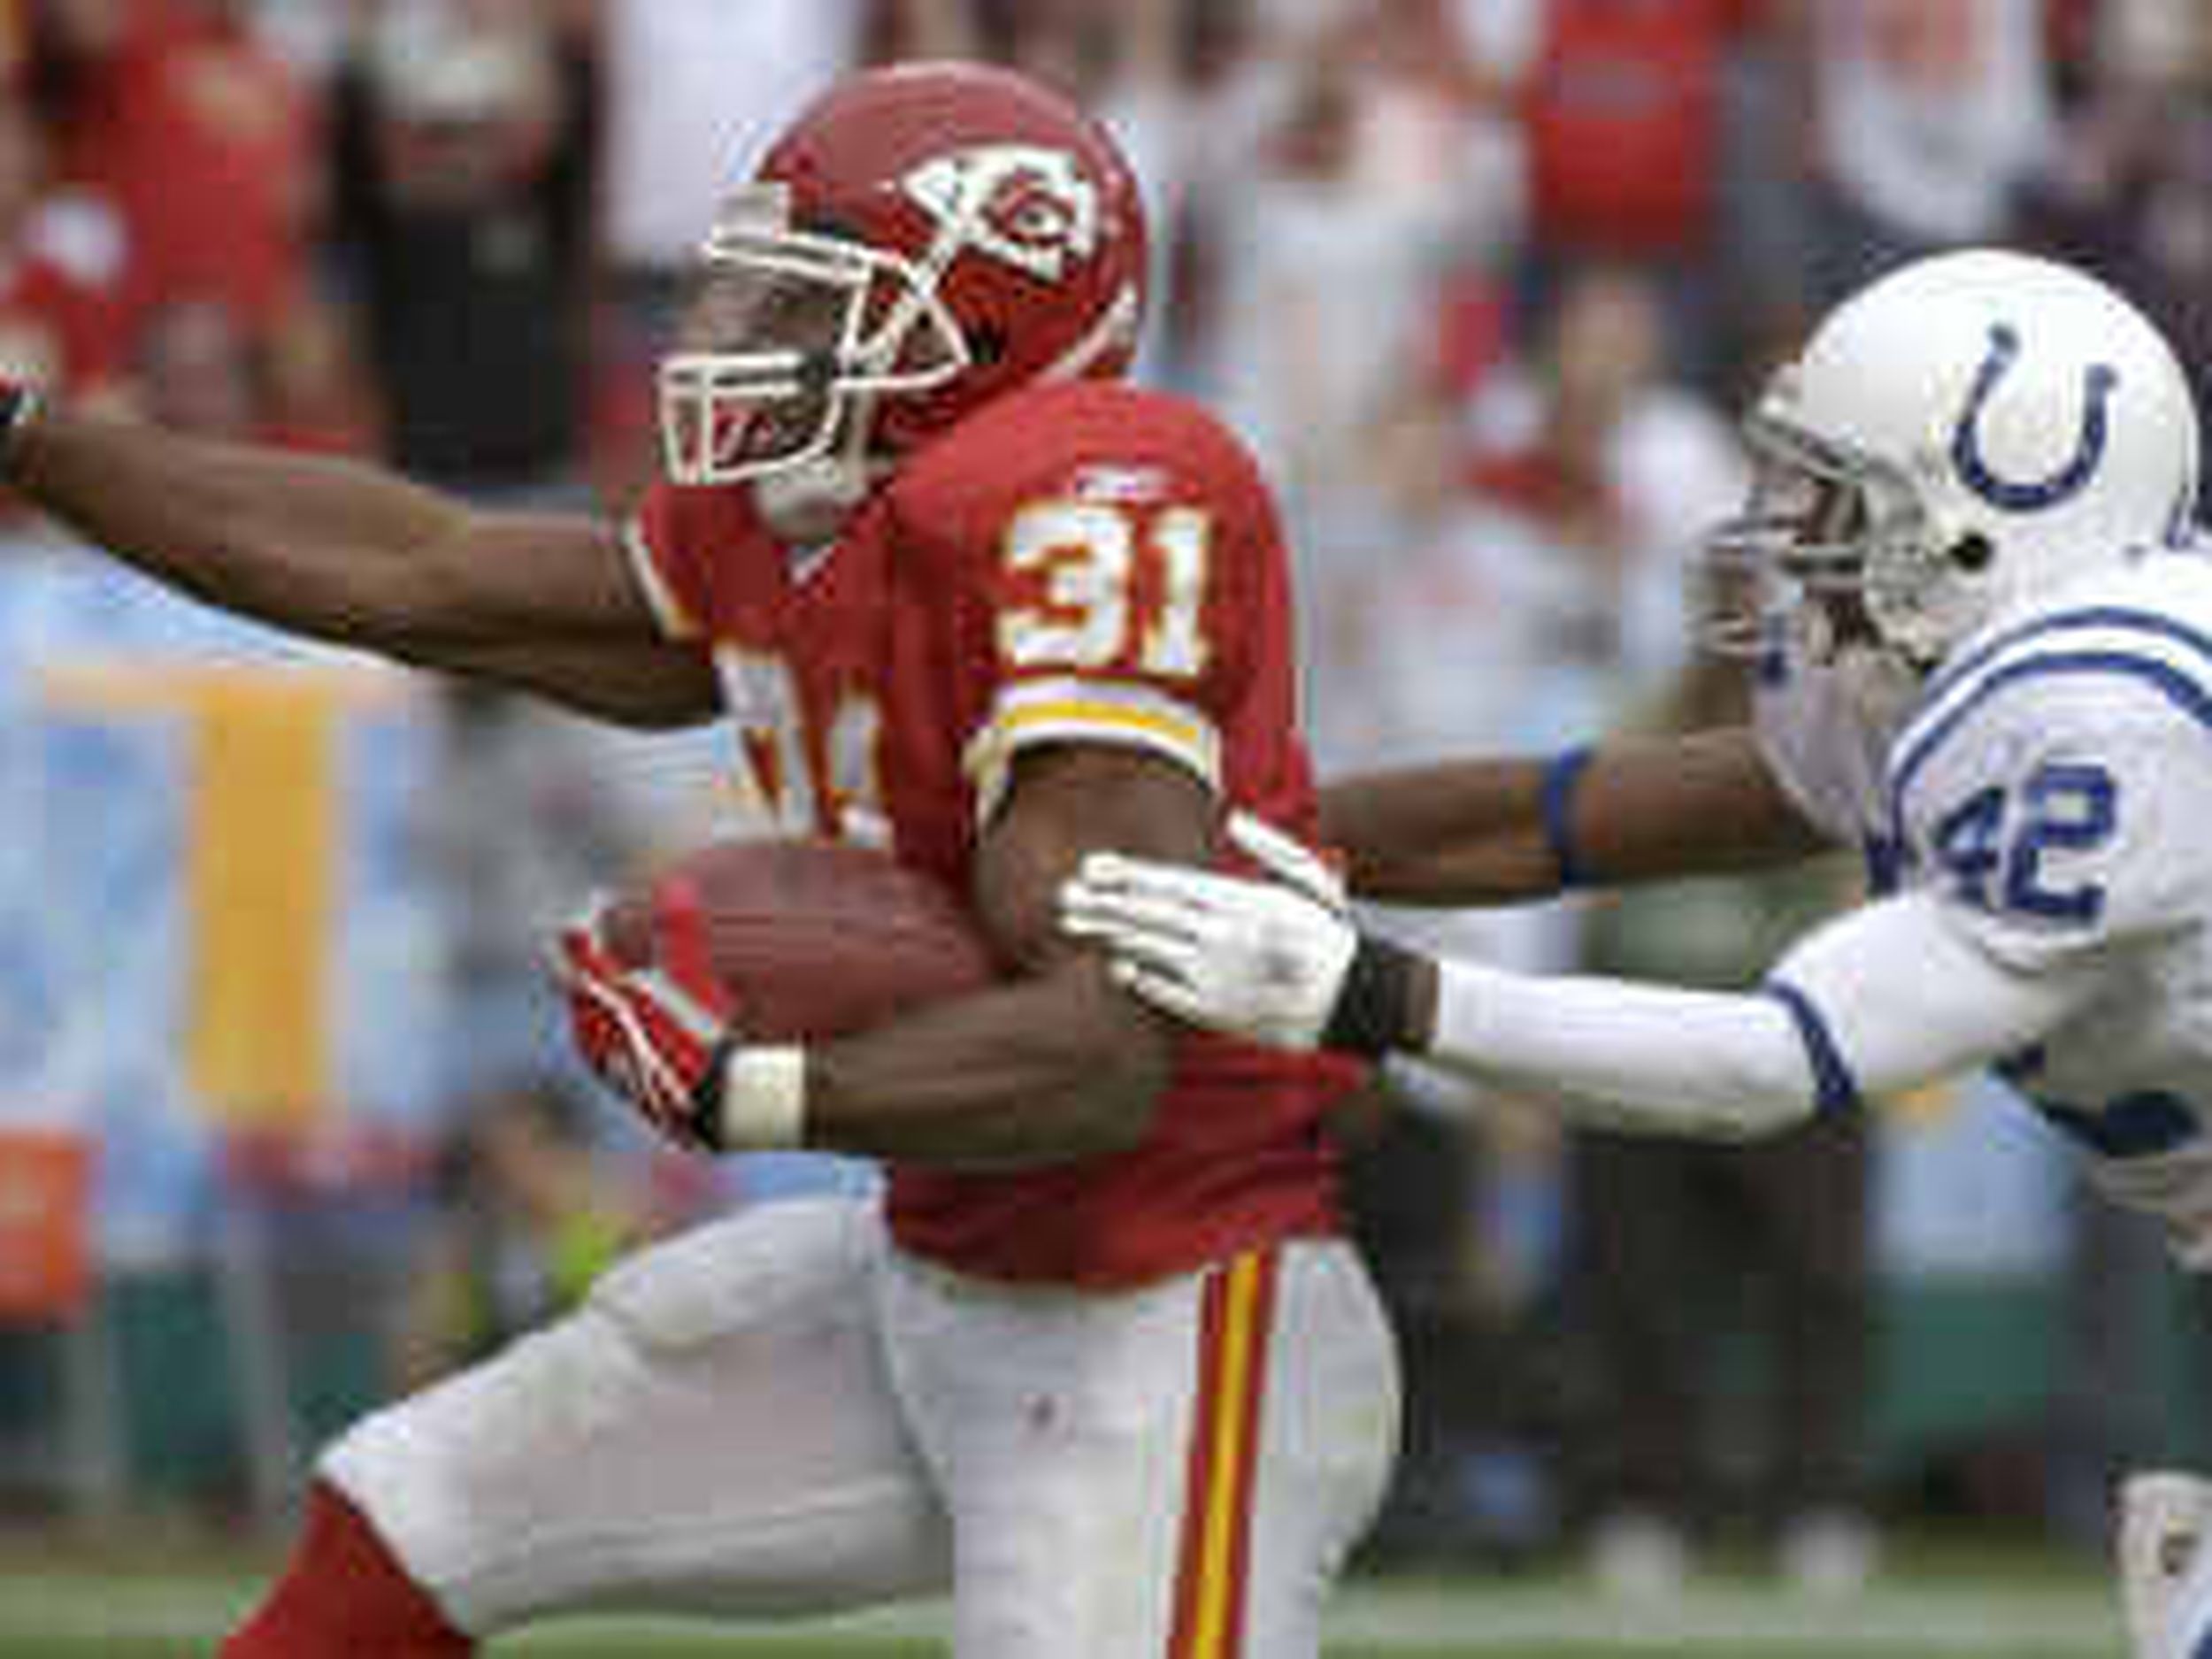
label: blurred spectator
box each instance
[35,0,321,342]
[1195,34,1472,754]
[1570,660,1874,1600]
[0,90,119,411]
[1461,0,1769,392]
[328,0,598,497]
[2016,0,2212,463]
[125,285,362,452]
[1198,12,1482,482]
[1340,0,1525,386]
[127,292,257,434]
[1783,0,2055,306]
[597,0,864,296]
[392,1074,639,1389]
[1444,260,1747,742]
[0,4,26,81]
[0,90,114,538]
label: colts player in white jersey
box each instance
[1062,248,2212,1657]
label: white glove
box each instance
[1061,810,1362,1050]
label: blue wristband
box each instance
[1538,745,1595,889]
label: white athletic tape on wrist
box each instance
[717,1046,809,1148]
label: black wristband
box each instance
[0,384,39,480]
[687,1029,740,1153]
[1321,933,1423,1057]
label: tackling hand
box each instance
[555,880,735,1152]
[1060,811,1421,1055]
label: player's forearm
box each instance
[1387,888,2088,1138]
[1406,956,1824,1139]
[1317,729,1829,905]
[797,961,1173,1168]
[1317,757,1558,903]
[10,406,476,650]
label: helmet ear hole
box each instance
[1950,532,1995,574]
[968,323,1007,368]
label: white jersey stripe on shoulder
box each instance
[1914,604,2212,727]
[1894,605,2212,778]
[1888,629,2212,827]
[621,517,701,641]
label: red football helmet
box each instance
[657,60,1149,491]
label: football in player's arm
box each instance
[1062,249,2212,1659]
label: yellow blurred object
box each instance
[42,664,399,1126]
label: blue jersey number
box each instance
[1930,761,2116,924]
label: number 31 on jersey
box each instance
[730,497,1216,840]
[998,500,1212,679]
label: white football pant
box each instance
[324,1194,1400,1658]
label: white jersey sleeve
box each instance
[1425,886,2091,1140]
[1886,611,2212,975]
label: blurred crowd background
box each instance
[0,0,2208,1602]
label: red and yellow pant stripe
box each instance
[1168,1247,1280,1659]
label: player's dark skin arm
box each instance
[800,744,1204,1169]
[8,408,720,726]
[1318,727,1831,905]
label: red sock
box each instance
[221,1481,473,1658]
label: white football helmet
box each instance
[1705,249,2200,670]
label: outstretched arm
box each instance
[4,399,719,726]
[1318,726,1830,904]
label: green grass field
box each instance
[0,1538,2132,1658]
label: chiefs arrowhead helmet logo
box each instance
[901,143,1101,283]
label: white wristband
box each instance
[715,1046,809,1149]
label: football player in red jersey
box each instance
[0,61,1397,1659]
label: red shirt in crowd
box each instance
[55,2,316,331]
[1522,0,1761,255]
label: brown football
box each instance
[599,839,1000,1041]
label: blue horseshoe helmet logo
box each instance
[1950,324,2119,512]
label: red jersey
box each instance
[627,380,1357,1286]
